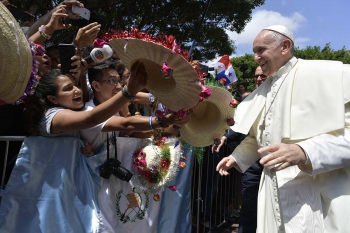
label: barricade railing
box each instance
[191,144,241,233]
[0,136,25,191]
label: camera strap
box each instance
[106,131,118,161]
[95,97,118,161]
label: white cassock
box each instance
[230,57,350,232]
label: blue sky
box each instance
[222,0,350,58]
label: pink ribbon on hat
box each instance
[199,85,211,99]
[160,62,173,79]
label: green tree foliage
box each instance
[231,54,257,91]
[9,0,265,61]
[294,43,350,64]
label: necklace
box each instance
[258,60,299,145]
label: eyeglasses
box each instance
[254,74,267,79]
[123,72,131,79]
[100,79,123,86]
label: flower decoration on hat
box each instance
[161,62,173,79]
[14,42,43,106]
[132,137,183,201]
[230,99,239,108]
[179,80,236,147]
[102,28,201,112]
[227,117,235,126]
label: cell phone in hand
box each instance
[58,44,77,75]
[72,5,90,20]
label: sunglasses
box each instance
[254,74,267,79]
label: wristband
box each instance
[122,86,135,100]
[149,116,156,130]
[38,25,52,40]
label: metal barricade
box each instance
[191,144,241,233]
[0,136,25,191]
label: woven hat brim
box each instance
[180,86,235,147]
[109,39,201,111]
[0,3,32,103]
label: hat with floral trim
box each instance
[0,3,33,104]
[103,29,201,111]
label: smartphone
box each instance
[58,44,77,75]
[72,5,90,21]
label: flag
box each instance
[215,55,237,86]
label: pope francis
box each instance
[216,25,350,232]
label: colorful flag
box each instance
[215,55,237,86]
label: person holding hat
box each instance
[78,63,189,233]
[216,25,350,232]
[0,60,148,232]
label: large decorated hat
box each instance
[0,3,32,104]
[132,137,183,195]
[103,29,201,111]
[180,86,236,147]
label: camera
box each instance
[100,157,133,182]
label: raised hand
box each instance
[163,112,191,128]
[73,22,101,48]
[45,5,71,33]
[126,60,147,96]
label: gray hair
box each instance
[265,30,294,55]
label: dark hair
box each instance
[87,63,116,91]
[114,60,126,78]
[24,69,62,135]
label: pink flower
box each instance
[227,117,235,126]
[229,99,239,108]
[167,185,178,191]
[199,85,211,98]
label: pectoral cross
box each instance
[259,119,266,144]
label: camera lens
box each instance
[113,166,133,182]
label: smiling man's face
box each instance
[253,31,288,77]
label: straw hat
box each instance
[180,86,235,147]
[132,137,182,194]
[104,31,201,111]
[0,3,32,104]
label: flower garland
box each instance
[132,137,182,196]
[14,41,43,106]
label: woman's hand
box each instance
[45,5,71,34]
[81,141,94,157]
[163,112,191,128]
[73,22,101,48]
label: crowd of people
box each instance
[1,1,350,233]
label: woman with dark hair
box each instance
[235,83,251,102]
[0,61,147,233]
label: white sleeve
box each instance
[230,134,260,173]
[298,102,350,175]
